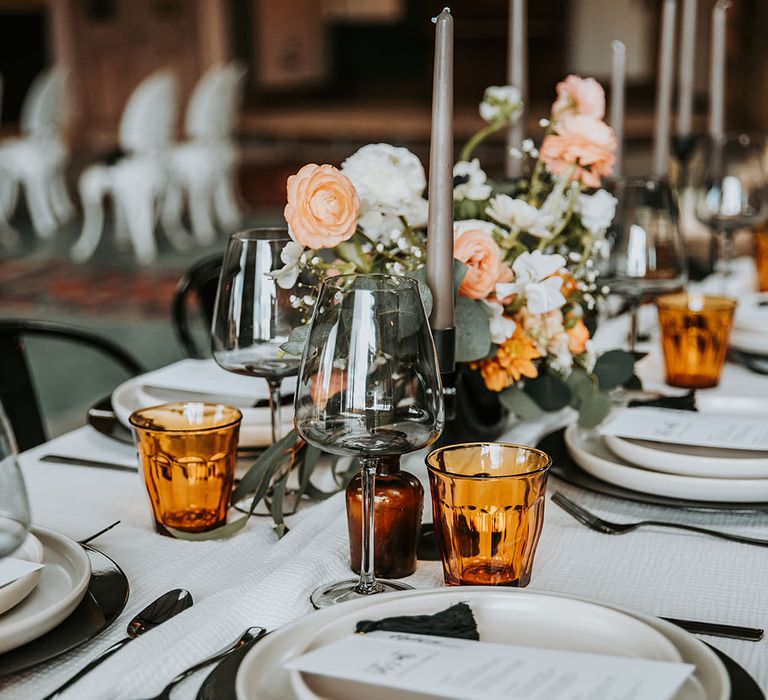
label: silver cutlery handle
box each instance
[42,637,131,699]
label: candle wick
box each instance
[432,6,451,22]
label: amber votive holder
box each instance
[656,294,737,389]
[426,443,551,588]
[129,402,241,536]
[755,230,768,292]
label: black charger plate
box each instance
[0,545,129,677]
[538,428,768,514]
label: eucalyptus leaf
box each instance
[593,350,636,390]
[335,240,372,271]
[270,472,290,538]
[578,392,613,428]
[166,514,250,541]
[498,386,544,420]
[525,373,572,412]
[453,259,468,296]
[231,430,299,503]
[280,324,310,357]
[565,369,595,406]
[455,296,492,362]
[404,267,433,319]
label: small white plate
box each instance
[604,434,768,479]
[0,532,44,616]
[111,376,294,448]
[566,426,768,502]
[235,588,728,700]
[0,527,91,654]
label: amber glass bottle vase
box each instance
[346,455,423,579]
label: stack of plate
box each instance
[0,527,92,654]
[111,359,296,447]
[234,587,729,700]
[730,292,768,356]
[564,425,768,502]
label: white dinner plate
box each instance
[566,426,768,502]
[729,328,768,356]
[290,591,681,700]
[604,434,768,479]
[0,532,45,616]
[235,588,728,700]
[0,527,91,654]
[111,375,294,448]
[733,292,768,333]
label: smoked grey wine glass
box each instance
[212,228,303,444]
[294,274,444,608]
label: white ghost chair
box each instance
[165,61,246,245]
[71,69,186,265]
[0,67,72,241]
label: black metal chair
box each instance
[171,254,223,359]
[0,320,144,451]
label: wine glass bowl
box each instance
[692,134,768,281]
[212,228,304,442]
[295,273,443,607]
[603,178,687,350]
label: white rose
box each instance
[486,194,553,238]
[577,189,617,235]
[483,300,517,344]
[479,85,523,124]
[453,159,492,201]
[341,143,426,211]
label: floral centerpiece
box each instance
[214,75,637,535]
[277,75,634,428]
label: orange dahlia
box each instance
[472,329,542,392]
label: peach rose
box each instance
[553,75,605,120]
[284,164,359,249]
[453,229,502,299]
[567,319,590,354]
[540,115,616,188]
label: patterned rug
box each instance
[0,256,186,318]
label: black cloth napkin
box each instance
[355,602,479,641]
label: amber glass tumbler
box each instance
[656,294,737,389]
[130,403,241,535]
[755,230,768,292]
[426,443,551,587]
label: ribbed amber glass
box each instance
[656,294,736,389]
[754,230,768,292]
[130,403,241,535]
[426,443,551,588]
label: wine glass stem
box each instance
[715,227,734,291]
[355,458,378,595]
[266,378,282,444]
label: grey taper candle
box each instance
[652,0,677,179]
[426,7,455,332]
[506,0,526,178]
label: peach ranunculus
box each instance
[567,319,590,354]
[284,164,359,249]
[539,115,616,189]
[453,226,503,299]
[552,75,605,120]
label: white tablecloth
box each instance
[2,265,768,699]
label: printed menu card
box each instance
[287,631,694,700]
[600,407,768,452]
